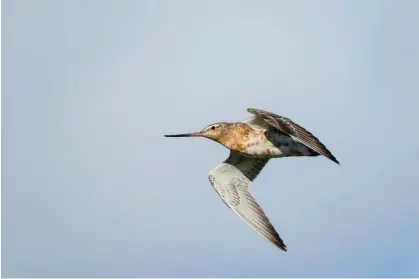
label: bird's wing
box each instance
[246,108,339,164]
[208,151,287,251]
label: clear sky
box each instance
[2,0,419,277]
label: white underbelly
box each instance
[245,143,283,157]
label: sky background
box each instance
[2,0,419,277]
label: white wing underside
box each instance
[208,151,287,251]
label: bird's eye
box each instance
[211,126,215,130]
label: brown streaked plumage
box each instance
[164,108,339,252]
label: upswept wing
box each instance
[247,108,339,164]
[208,151,287,251]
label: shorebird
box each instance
[165,108,339,251]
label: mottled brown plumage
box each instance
[200,122,255,153]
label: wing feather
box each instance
[247,108,340,164]
[208,151,287,251]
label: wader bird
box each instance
[165,108,339,251]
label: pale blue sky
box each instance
[2,0,419,277]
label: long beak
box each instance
[164,131,202,137]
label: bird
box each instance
[164,108,339,251]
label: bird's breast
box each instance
[242,129,313,158]
[241,130,284,157]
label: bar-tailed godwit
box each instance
[165,108,339,251]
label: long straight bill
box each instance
[164,132,202,137]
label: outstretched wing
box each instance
[208,151,287,251]
[247,108,340,164]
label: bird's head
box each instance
[164,122,231,143]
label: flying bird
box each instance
[165,108,339,251]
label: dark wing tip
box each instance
[275,240,288,252]
[331,157,340,165]
[321,147,340,165]
[320,150,340,165]
[270,231,287,252]
[314,145,340,165]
